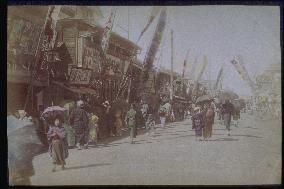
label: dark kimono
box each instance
[222,103,234,130]
[47,126,69,165]
[192,112,204,137]
[69,107,89,145]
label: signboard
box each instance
[77,36,102,71]
[69,67,93,85]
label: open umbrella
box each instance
[219,90,239,103]
[41,106,67,123]
[196,94,212,104]
[231,99,246,111]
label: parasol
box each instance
[41,106,67,123]
[196,94,212,104]
[231,99,246,111]
[219,90,239,103]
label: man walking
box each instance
[125,104,137,144]
[69,100,89,150]
[221,99,234,136]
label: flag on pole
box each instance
[140,7,167,93]
[40,5,61,72]
[136,6,162,43]
[182,49,190,78]
[192,55,208,97]
[43,6,62,48]
[231,55,256,91]
[189,56,198,80]
[101,8,116,53]
[196,55,208,82]
[214,66,224,89]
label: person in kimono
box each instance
[125,104,137,144]
[202,102,215,141]
[113,108,123,136]
[69,100,89,150]
[159,104,167,128]
[221,99,234,136]
[47,116,69,172]
[191,107,204,141]
[88,112,99,146]
[145,105,155,136]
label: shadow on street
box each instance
[64,163,112,170]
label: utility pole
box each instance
[127,7,130,40]
[170,29,174,101]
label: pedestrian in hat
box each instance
[69,100,89,150]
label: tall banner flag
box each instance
[231,55,256,92]
[40,5,62,72]
[24,5,61,110]
[140,7,167,95]
[101,8,116,53]
[49,6,62,49]
[193,55,208,97]
[182,49,190,78]
[214,66,224,89]
[196,55,208,82]
[136,6,162,43]
[189,56,198,80]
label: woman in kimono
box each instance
[89,112,99,145]
[47,116,69,172]
[125,104,137,144]
[159,104,167,128]
[192,107,204,141]
[202,103,215,141]
[113,108,123,136]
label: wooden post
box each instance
[170,29,174,101]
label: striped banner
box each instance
[101,8,116,54]
[196,55,208,82]
[214,66,223,90]
[231,56,256,91]
[115,73,131,100]
[137,6,162,43]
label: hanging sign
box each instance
[69,67,93,85]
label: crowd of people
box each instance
[191,99,238,141]
[45,97,242,172]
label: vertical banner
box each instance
[231,55,256,92]
[182,49,190,78]
[101,8,116,54]
[140,7,167,95]
[193,55,208,97]
[40,5,62,72]
[189,56,198,80]
[214,66,224,90]
[136,6,162,43]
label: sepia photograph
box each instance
[6,3,281,186]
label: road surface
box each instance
[30,114,281,185]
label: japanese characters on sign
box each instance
[69,67,93,85]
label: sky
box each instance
[99,6,280,96]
